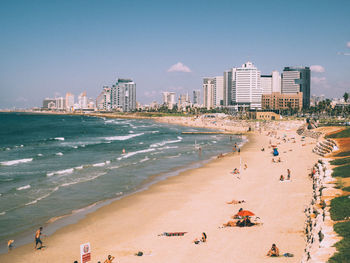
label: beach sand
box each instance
[0,123,319,263]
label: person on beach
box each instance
[280,175,285,181]
[193,232,207,244]
[104,255,115,263]
[267,244,279,257]
[7,240,14,251]
[287,169,291,180]
[34,227,44,250]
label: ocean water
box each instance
[0,113,243,247]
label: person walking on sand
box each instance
[287,169,291,180]
[104,255,115,263]
[34,227,44,250]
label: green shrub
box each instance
[330,195,350,221]
[333,165,350,178]
[326,128,350,139]
[330,157,350,166]
[328,221,350,263]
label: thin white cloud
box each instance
[310,65,325,73]
[347,41,350,48]
[143,90,157,98]
[311,76,326,84]
[167,62,191,73]
[337,52,350,56]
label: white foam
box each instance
[75,165,84,170]
[104,133,144,141]
[140,156,150,163]
[151,130,159,134]
[17,184,31,191]
[54,137,65,141]
[0,211,5,216]
[157,146,178,150]
[60,173,105,187]
[150,138,182,148]
[25,186,59,205]
[93,162,106,167]
[47,168,74,177]
[56,152,63,156]
[117,148,155,160]
[1,158,33,166]
[129,130,134,133]
[37,153,43,157]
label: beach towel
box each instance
[160,232,187,236]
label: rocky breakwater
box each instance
[301,160,342,262]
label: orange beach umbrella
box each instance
[237,210,255,217]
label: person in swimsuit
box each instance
[267,243,279,257]
[34,227,43,250]
[104,255,115,263]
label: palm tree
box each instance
[344,92,349,103]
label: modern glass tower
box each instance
[282,66,311,109]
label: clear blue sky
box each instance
[0,0,349,108]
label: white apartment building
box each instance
[65,92,74,111]
[110,79,136,112]
[78,92,88,109]
[162,91,176,109]
[55,97,66,110]
[234,62,262,109]
[261,75,272,94]
[203,77,215,109]
[272,70,281,93]
[214,76,224,107]
[96,86,111,111]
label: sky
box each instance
[0,0,349,108]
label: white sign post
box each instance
[80,242,91,263]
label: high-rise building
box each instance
[111,79,136,112]
[193,90,200,106]
[178,93,190,109]
[55,97,66,110]
[96,86,111,111]
[214,76,224,106]
[282,66,310,108]
[203,77,215,109]
[233,62,262,109]
[65,92,74,111]
[78,91,88,110]
[271,70,281,93]
[162,91,176,109]
[261,75,272,94]
[223,68,236,106]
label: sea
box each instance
[0,112,243,251]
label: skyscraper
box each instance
[193,90,200,106]
[223,68,236,106]
[162,91,176,109]
[213,76,224,107]
[203,77,215,109]
[65,92,74,111]
[111,79,136,112]
[96,86,111,111]
[261,75,272,94]
[271,70,281,93]
[282,66,310,108]
[233,62,262,109]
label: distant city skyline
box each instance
[0,0,349,108]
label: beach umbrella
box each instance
[237,210,255,217]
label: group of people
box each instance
[279,169,291,181]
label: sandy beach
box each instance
[0,119,320,263]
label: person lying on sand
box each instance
[104,255,115,263]
[193,232,207,244]
[231,168,240,175]
[280,175,285,181]
[226,199,245,204]
[267,244,279,257]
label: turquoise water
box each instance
[0,113,242,247]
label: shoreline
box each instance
[1,119,318,262]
